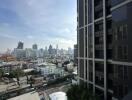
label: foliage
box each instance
[66,84,98,100]
[10,68,25,78]
[47,75,71,86]
[27,70,41,75]
[9,68,25,86]
[0,69,4,78]
[62,61,70,67]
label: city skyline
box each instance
[0,42,74,55]
[0,0,77,52]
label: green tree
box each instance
[0,69,4,78]
[10,68,25,86]
[67,84,98,100]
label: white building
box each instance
[36,63,64,77]
[55,67,64,77]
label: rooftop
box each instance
[37,62,56,67]
[7,91,40,100]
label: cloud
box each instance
[0,0,77,51]
[27,35,34,39]
[0,34,16,39]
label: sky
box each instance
[0,0,77,52]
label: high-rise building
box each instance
[12,48,26,59]
[48,44,53,55]
[56,44,59,55]
[38,48,44,57]
[32,44,38,50]
[68,47,73,55]
[17,41,24,49]
[77,0,132,100]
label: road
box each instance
[37,81,71,100]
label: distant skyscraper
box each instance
[45,46,48,51]
[56,44,59,55]
[56,44,58,49]
[68,47,73,55]
[38,48,44,57]
[32,44,38,50]
[17,41,24,49]
[48,44,53,54]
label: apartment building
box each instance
[77,0,132,100]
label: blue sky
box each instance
[0,0,77,52]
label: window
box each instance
[123,24,128,40]
[88,0,93,23]
[89,61,93,81]
[79,59,84,78]
[111,0,125,7]
[123,66,128,80]
[85,0,87,25]
[79,28,84,57]
[114,24,128,40]
[118,45,128,60]
[88,25,93,58]
[85,60,88,80]
[85,27,88,57]
[79,0,84,27]
[123,46,128,60]
[112,5,127,43]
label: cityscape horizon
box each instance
[0,41,74,54]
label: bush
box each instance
[67,84,98,100]
[0,69,4,78]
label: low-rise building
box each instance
[36,63,64,78]
[0,61,21,73]
[0,55,16,62]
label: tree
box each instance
[66,84,98,100]
[0,69,4,78]
[10,68,25,86]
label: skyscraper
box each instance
[56,44,59,55]
[48,44,53,55]
[77,0,132,100]
[17,41,24,49]
[32,44,38,50]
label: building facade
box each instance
[77,0,132,100]
[17,41,24,49]
[36,63,64,77]
[74,44,78,65]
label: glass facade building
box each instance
[77,0,132,100]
